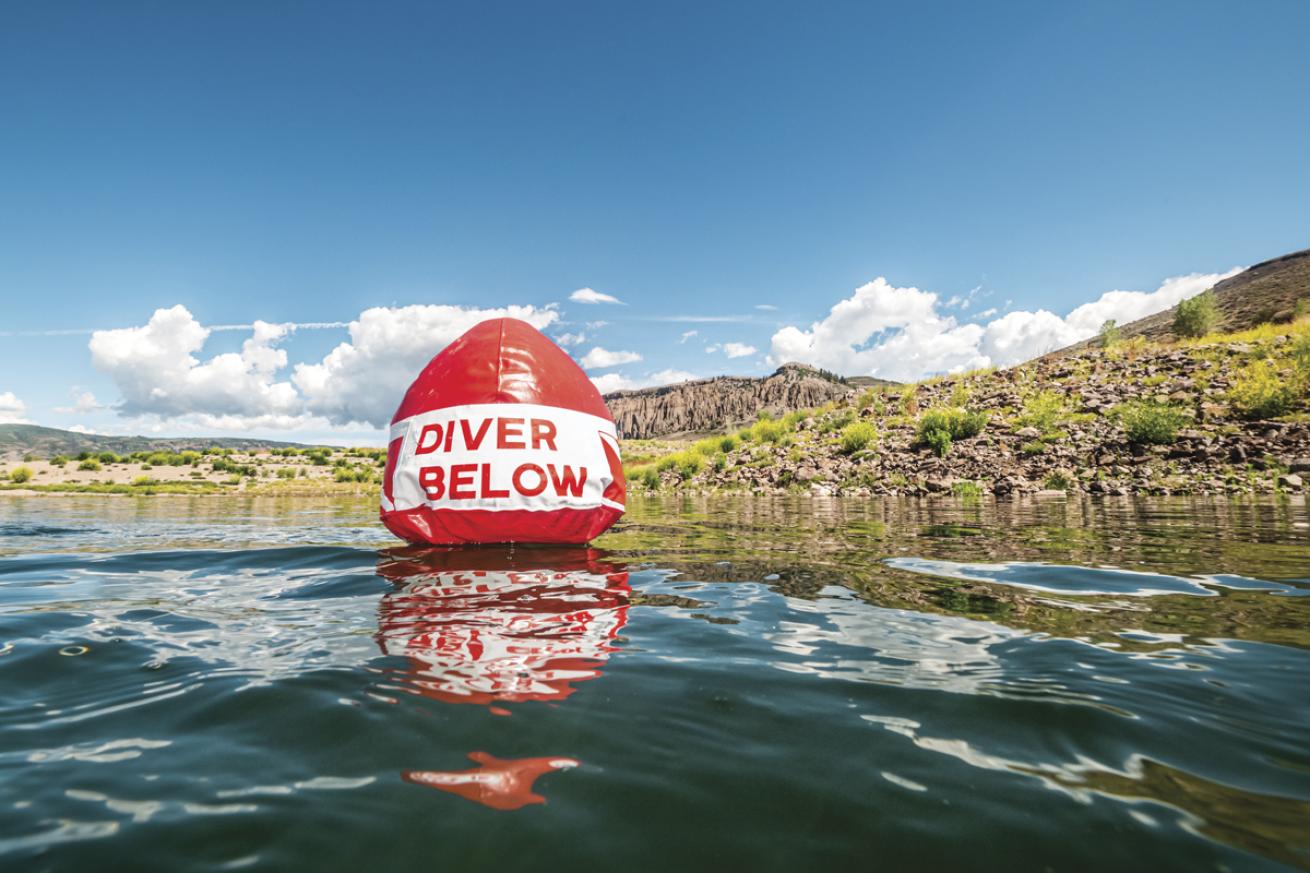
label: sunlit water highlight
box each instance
[1,494,1308,871]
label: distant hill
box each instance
[0,424,315,459]
[1059,247,1310,354]
[604,363,897,439]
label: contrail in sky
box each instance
[0,322,350,338]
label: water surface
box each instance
[1,494,1308,871]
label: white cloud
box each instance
[0,391,29,424]
[579,347,642,369]
[647,368,697,385]
[679,330,698,343]
[706,342,757,358]
[90,303,559,430]
[54,390,105,415]
[570,288,624,305]
[586,321,609,330]
[755,304,778,311]
[553,332,586,347]
[589,373,634,394]
[769,268,1241,381]
[90,306,302,420]
[292,304,558,427]
[590,368,699,395]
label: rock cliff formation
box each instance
[605,364,890,439]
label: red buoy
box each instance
[380,318,626,544]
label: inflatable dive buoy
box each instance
[380,318,626,544]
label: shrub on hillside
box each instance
[915,407,988,457]
[78,459,102,472]
[50,455,68,467]
[1228,360,1295,420]
[750,419,787,443]
[839,421,877,454]
[1291,335,1310,375]
[674,452,704,479]
[718,434,740,453]
[1099,319,1120,348]
[1173,290,1219,338]
[9,466,33,484]
[1017,390,1064,434]
[1117,401,1188,444]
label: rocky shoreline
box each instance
[626,326,1310,498]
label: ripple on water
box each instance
[0,495,1307,872]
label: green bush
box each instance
[97,451,121,464]
[9,466,33,484]
[1099,319,1120,348]
[335,466,377,483]
[674,452,704,479]
[839,421,877,454]
[718,434,740,453]
[819,409,855,434]
[1118,401,1188,444]
[50,455,68,467]
[78,459,102,472]
[1018,390,1064,434]
[276,467,297,479]
[638,466,660,489]
[691,437,723,456]
[751,419,786,443]
[1043,470,1077,491]
[921,428,952,457]
[950,480,982,498]
[1174,290,1219,338]
[1228,360,1295,420]
[1290,335,1310,375]
[915,407,988,457]
[131,475,155,487]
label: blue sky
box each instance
[2,1,1307,442]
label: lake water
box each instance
[1,494,1308,871]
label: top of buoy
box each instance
[390,318,610,424]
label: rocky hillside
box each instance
[0,424,314,461]
[627,320,1310,497]
[605,363,894,439]
[1061,247,1310,353]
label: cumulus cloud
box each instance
[579,347,642,369]
[553,332,586,347]
[570,288,624,305]
[589,368,698,395]
[90,306,302,420]
[0,391,29,424]
[706,342,756,357]
[54,390,105,415]
[770,269,1241,381]
[89,303,559,430]
[588,373,633,394]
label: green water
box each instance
[1,494,1308,871]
